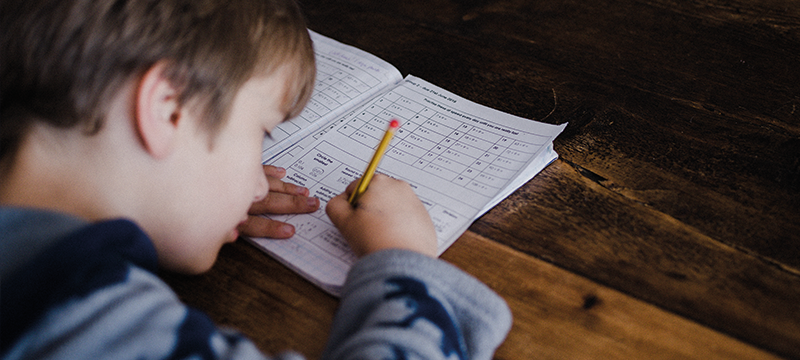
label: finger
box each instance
[325,191,353,225]
[262,165,287,179]
[267,176,309,196]
[349,173,392,203]
[248,191,319,214]
[344,176,362,196]
[237,215,295,239]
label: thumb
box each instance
[326,178,362,223]
[325,191,352,225]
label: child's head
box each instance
[1,0,315,273]
[1,0,314,171]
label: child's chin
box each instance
[226,228,240,243]
[190,255,219,274]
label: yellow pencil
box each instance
[349,119,401,206]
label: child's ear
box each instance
[135,62,180,159]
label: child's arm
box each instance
[323,174,512,360]
[238,165,320,239]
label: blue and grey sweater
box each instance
[0,207,511,360]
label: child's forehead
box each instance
[263,56,315,120]
[227,65,300,125]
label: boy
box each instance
[0,0,512,359]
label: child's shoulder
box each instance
[0,208,154,278]
[1,207,267,359]
[1,209,163,356]
[1,208,87,277]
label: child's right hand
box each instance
[326,174,438,258]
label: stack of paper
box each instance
[246,31,566,296]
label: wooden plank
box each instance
[302,0,800,268]
[442,231,783,360]
[471,160,800,358]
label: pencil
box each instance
[349,119,401,206]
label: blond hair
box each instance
[1,0,315,167]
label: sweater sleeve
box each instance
[321,249,512,360]
[3,215,510,360]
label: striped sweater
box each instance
[1,207,511,360]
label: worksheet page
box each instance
[249,76,566,295]
[261,31,403,161]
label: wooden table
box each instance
[161,1,800,359]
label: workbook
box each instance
[245,31,567,296]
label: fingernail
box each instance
[307,197,319,207]
[281,224,295,235]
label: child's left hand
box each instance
[237,165,320,239]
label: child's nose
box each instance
[253,169,269,202]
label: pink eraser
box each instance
[389,119,400,129]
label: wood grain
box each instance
[298,0,800,357]
[443,231,783,360]
[472,160,800,357]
